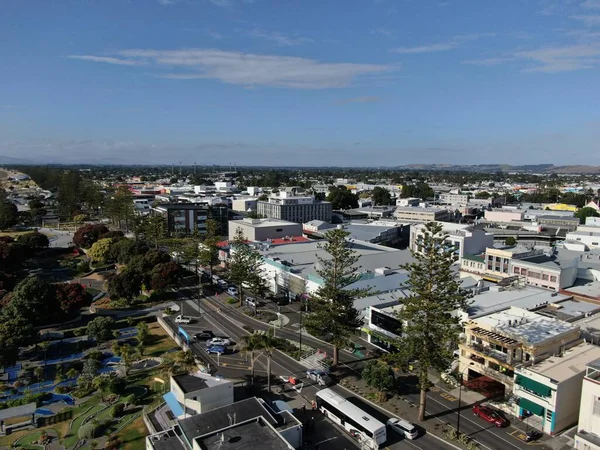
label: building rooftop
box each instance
[395,206,449,213]
[172,373,230,394]
[236,218,300,228]
[534,299,600,322]
[524,343,600,382]
[475,307,579,346]
[177,398,280,441]
[148,429,186,450]
[467,285,573,319]
[194,418,293,450]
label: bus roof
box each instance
[316,388,384,433]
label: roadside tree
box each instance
[87,316,116,343]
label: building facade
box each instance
[228,218,303,241]
[153,203,229,236]
[394,206,450,222]
[257,193,332,223]
[410,223,493,258]
[575,359,600,450]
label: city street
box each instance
[171,284,555,450]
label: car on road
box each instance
[194,331,214,340]
[387,418,419,439]
[175,315,193,324]
[217,279,228,289]
[472,404,509,427]
[206,337,231,347]
[245,297,258,308]
[306,369,333,386]
[207,345,227,355]
[227,286,239,297]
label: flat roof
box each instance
[535,299,600,322]
[525,343,600,382]
[467,286,572,319]
[234,218,300,228]
[475,307,579,346]
[177,398,279,441]
[148,429,186,450]
[194,418,292,450]
[172,373,231,394]
[395,206,449,213]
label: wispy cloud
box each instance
[462,57,515,66]
[247,29,314,46]
[370,27,395,37]
[515,43,600,72]
[67,55,143,66]
[68,48,390,89]
[206,30,225,39]
[571,14,600,25]
[582,0,600,9]
[391,33,495,54]
[335,96,382,105]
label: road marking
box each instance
[439,393,458,402]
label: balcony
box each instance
[468,342,510,364]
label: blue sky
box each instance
[1,0,599,166]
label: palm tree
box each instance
[34,366,44,389]
[120,344,137,376]
[136,321,149,356]
[236,334,263,385]
[66,368,79,380]
[92,376,108,401]
[39,341,51,366]
[253,333,278,393]
[174,350,197,374]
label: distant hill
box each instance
[394,164,600,174]
[0,155,33,165]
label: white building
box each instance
[514,343,600,435]
[566,220,600,250]
[228,218,302,241]
[575,358,600,450]
[410,222,493,258]
[439,193,470,206]
[163,372,234,418]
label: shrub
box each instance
[78,420,99,439]
[77,261,90,273]
[108,403,124,419]
[86,350,104,361]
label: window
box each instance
[371,311,401,335]
[550,276,557,282]
[593,397,600,416]
[542,274,549,281]
[276,228,283,232]
[513,267,520,274]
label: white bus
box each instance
[316,388,387,449]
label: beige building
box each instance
[394,206,450,222]
[459,307,581,396]
[228,218,303,242]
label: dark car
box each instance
[207,345,227,355]
[472,404,509,427]
[195,331,214,340]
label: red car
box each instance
[472,404,509,427]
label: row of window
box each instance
[512,267,557,283]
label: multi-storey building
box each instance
[575,358,600,450]
[459,307,581,396]
[394,206,450,222]
[439,193,470,206]
[152,203,229,236]
[410,222,493,258]
[228,218,302,242]
[257,192,332,223]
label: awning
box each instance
[515,375,552,397]
[519,397,545,416]
[163,391,184,417]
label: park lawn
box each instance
[63,403,105,449]
[145,323,178,357]
[0,230,31,238]
[118,417,148,450]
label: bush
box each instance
[79,420,99,439]
[108,402,124,419]
[77,261,90,273]
[55,385,69,394]
[227,297,237,304]
[86,350,104,361]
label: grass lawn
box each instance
[118,417,148,450]
[145,323,178,357]
[63,403,105,449]
[0,230,31,238]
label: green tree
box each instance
[0,191,18,230]
[9,276,57,325]
[66,368,79,380]
[87,317,116,343]
[475,191,490,199]
[88,238,114,263]
[252,333,278,392]
[16,231,49,250]
[304,228,366,366]
[0,313,34,369]
[107,186,135,231]
[139,215,167,249]
[236,333,263,385]
[401,182,434,200]
[504,236,517,246]
[136,321,149,355]
[227,228,253,305]
[174,350,197,374]
[575,207,600,224]
[392,222,470,422]
[362,360,396,402]
[39,341,51,366]
[34,366,45,386]
[107,269,143,305]
[372,187,392,206]
[326,186,359,210]
[119,344,137,376]
[92,376,109,401]
[199,219,221,280]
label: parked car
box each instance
[306,369,333,386]
[195,331,214,340]
[227,286,239,297]
[526,430,542,442]
[207,345,227,355]
[217,279,228,289]
[206,337,231,347]
[472,404,509,427]
[174,315,193,324]
[387,418,419,439]
[245,297,257,308]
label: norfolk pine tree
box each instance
[393,222,469,422]
[227,228,264,307]
[304,228,367,366]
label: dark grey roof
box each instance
[148,429,186,450]
[177,398,278,442]
[173,374,209,394]
[0,402,36,421]
[195,418,292,450]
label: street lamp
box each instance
[456,362,474,437]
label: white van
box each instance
[387,418,418,439]
[245,297,257,308]
[175,315,193,324]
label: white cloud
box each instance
[571,14,600,25]
[335,96,382,105]
[67,55,143,66]
[515,43,600,72]
[370,27,395,37]
[69,48,390,89]
[462,57,515,66]
[582,0,600,9]
[206,30,225,40]
[247,29,314,46]
[391,33,495,54]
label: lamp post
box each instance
[456,362,474,437]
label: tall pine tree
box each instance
[392,222,469,422]
[304,228,366,366]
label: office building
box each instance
[410,222,493,258]
[257,192,332,223]
[439,193,470,205]
[228,218,302,242]
[394,206,450,222]
[163,373,234,418]
[152,203,229,236]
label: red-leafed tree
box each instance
[150,262,184,292]
[73,224,110,249]
[55,282,92,314]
